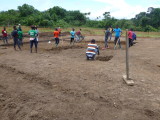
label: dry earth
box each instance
[0,35,160,120]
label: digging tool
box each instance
[114,38,121,50]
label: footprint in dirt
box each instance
[144,109,155,117]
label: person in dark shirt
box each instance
[104,27,110,49]
[11,26,21,50]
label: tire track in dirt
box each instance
[0,63,124,120]
[0,63,122,109]
[0,64,53,89]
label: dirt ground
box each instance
[0,35,160,120]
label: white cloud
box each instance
[88,0,159,19]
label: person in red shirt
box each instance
[53,28,60,47]
[2,27,8,44]
[75,29,84,42]
[128,28,133,47]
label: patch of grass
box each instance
[0,26,160,38]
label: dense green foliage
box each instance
[0,4,160,31]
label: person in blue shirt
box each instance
[113,25,122,49]
[70,28,76,45]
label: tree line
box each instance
[0,4,160,32]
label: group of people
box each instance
[70,28,84,44]
[104,25,122,49]
[1,25,136,60]
[128,28,137,47]
[11,25,24,51]
[6,25,39,52]
[86,25,137,60]
[53,28,83,47]
[104,25,136,49]
[2,25,24,47]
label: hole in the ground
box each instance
[96,56,113,61]
[157,65,160,67]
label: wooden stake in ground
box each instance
[123,29,134,86]
[61,33,63,46]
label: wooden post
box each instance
[123,29,134,86]
[126,29,129,79]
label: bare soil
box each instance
[0,35,160,120]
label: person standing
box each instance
[2,27,8,44]
[58,27,62,35]
[132,30,137,44]
[35,26,39,44]
[128,28,133,47]
[109,25,113,41]
[18,29,23,46]
[104,27,110,49]
[70,28,76,45]
[17,24,22,31]
[53,28,60,47]
[11,26,21,50]
[113,25,122,49]
[28,26,37,53]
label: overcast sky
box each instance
[0,0,160,19]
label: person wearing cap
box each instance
[18,28,23,46]
[17,24,22,31]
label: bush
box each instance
[55,20,69,28]
[134,26,143,31]
[144,25,157,32]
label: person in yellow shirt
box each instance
[108,25,113,41]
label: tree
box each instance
[18,4,39,17]
[103,12,111,20]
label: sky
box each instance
[0,0,160,19]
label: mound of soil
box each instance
[46,45,84,51]
[96,55,113,61]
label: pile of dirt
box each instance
[96,55,113,61]
[46,45,84,51]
